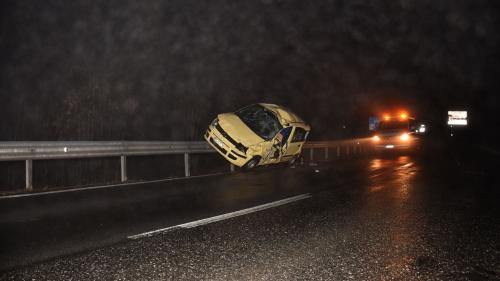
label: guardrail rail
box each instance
[0,139,370,193]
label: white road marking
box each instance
[1,161,318,200]
[128,193,312,240]
[0,172,227,200]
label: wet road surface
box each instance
[1,153,500,280]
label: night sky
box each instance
[1,0,499,141]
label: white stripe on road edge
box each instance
[128,193,312,240]
[0,172,227,200]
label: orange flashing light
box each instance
[400,113,407,119]
[383,115,390,121]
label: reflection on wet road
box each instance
[363,156,424,279]
[368,156,418,199]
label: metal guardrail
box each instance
[0,141,213,160]
[0,140,369,192]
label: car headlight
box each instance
[373,135,380,142]
[211,118,219,127]
[400,133,410,141]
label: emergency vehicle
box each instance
[371,113,422,150]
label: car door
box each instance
[282,127,308,160]
[261,127,293,164]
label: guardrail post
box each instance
[184,153,190,177]
[337,146,340,157]
[120,155,127,182]
[309,148,314,161]
[230,164,235,173]
[25,159,33,192]
[324,147,329,160]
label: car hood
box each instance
[217,113,264,146]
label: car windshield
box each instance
[235,104,283,140]
[378,120,408,131]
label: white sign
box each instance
[448,111,468,126]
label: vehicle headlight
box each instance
[400,133,410,141]
[373,135,380,142]
[211,118,219,127]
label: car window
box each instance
[291,127,307,143]
[235,104,283,140]
[279,127,293,146]
[378,121,408,130]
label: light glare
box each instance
[400,133,410,141]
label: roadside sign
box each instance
[447,111,468,126]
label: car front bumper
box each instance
[204,126,249,167]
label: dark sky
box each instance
[0,0,499,141]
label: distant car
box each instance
[204,103,311,169]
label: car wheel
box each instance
[244,156,260,170]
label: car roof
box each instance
[259,103,310,130]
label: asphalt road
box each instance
[1,150,499,280]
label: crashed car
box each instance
[204,103,310,169]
